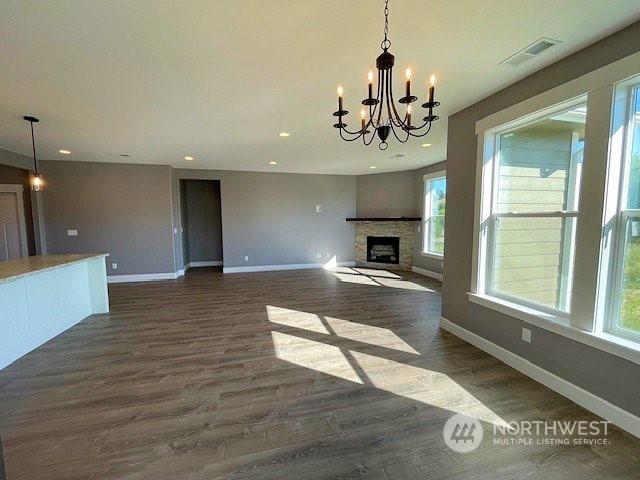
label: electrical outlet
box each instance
[315,205,323,213]
[522,327,532,343]
[112,262,118,270]
[67,229,78,237]
[244,256,249,262]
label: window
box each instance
[603,77,640,340]
[481,99,587,314]
[470,56,640,361]
[423,173,446,256]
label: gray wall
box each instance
[0,149,33,171]
[173,169,356,270]
[413,161,447,274]
[183,180,223,263]
[443,20,640,415]
[40,160,175,276]
[355,170,418,217]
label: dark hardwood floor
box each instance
[0,267,638,479]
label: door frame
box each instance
[0,184,29,257]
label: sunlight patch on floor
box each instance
[266,305,329,334]
[333,272,381,286]
[353,267,401,279]
[325,316,419,354]
[349,350,508,427]
[373,277,434,292]
[271,331,363,384]
[330,269,435,292]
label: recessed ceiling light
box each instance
[369,166,377,169]
[269,161,278,165]
[421,143,432,147]
[278,132,290,138]
[58,149,71,155]
[184,155,194,161]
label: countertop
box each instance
[0,254,109,284]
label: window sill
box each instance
[467,292,640,366]
[420,251,444,260]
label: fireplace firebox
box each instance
[367,236,400,265]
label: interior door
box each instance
[0,193,23,261]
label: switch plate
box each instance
[316,253,322,259]
[315,205,323,213]
[522,327,532,343]
[112,263,118,270]
[244,256,249,262]
[67,229,78,237]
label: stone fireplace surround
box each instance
[352,220,417,270]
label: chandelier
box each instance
[333,0,439,150]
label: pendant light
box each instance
[23,115,44,191]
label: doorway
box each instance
[0,186,29,261]
[179,180,223,271]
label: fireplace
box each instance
[367,236,400,265]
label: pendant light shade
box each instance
[23,115,44,191]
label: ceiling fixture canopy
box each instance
[23,116,44,191]
[333,0,440,150]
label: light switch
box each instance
[112,263,118,270]
[67,229,78,237]
[315,205,323,213]
[522,327,532,343]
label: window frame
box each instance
[422,171,446,259]
[476,96,586,317]
[601,77,640,342]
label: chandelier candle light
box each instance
[333,0,440,150]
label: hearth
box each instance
[367,236,400,265]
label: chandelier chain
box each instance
[381,0,391,50]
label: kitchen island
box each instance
[0,254,109,369]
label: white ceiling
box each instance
[1,1,639,175]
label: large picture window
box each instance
[482,100,586,313]
[423,173,446,257]
[471,56,640,363]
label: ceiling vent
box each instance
[500,37,561,68]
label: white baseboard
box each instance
[439,317,640,439]
[107,272,178,283]
[223,261,355,274]
[412,265,443,281]
[187,261,223,268]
